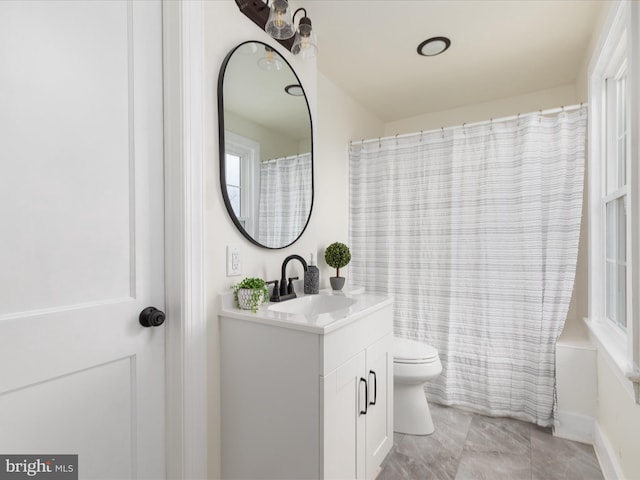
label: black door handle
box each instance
[359,377,368,415]
[139,306,166,327]
[368,370,377,406]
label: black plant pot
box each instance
[330,277,345,291]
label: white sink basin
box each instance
[268,294,356,316]
[220,289,392,334]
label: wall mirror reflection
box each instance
[218,41,314,249]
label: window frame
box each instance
[587,0,640,403]
[603,55,628,332]
[224,131,260,237]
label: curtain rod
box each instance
[260,152,310,164]
[352,103,586,146]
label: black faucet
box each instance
[270,254,308,302]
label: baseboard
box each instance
[553,410,594,444]
[593,421,626,480]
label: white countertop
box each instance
[218,287,393,334]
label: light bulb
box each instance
[291,16,317,59]
[257,47,284,71]
[273,12,286,28]
[265,0,294,40]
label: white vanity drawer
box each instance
[320,304,393,374]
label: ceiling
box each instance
[304,0,607,123]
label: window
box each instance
[224,131,260,236]
[225,152,243,219]
[604,60,628,330]
[588,0,640,402]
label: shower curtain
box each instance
[258,153,312,248]
[349,107,586,426]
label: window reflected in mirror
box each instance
[225,153,241,218]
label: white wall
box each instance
[315,72,384,257]
[383,84,579,135]
[203,3,382,477]
[596,353,640,478]
[223,110,302,160]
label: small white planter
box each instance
[236,288,265,311]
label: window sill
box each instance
[584,317,640,403]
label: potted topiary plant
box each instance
[232,277,269,313]
[324,242,351,290]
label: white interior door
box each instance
[0,1,165,478]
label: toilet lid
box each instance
[393,337,439,363]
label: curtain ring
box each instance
[490,118,493,132]
[420,130,424,142]
[378,137,381,148]
[441,127,444,138]
[517,113,521,126]
[395,133,399,145]
[361,138,364,146]
[462,122,466,134]
[539,110,542,123]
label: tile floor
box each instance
[378,403,604,480]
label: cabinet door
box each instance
[322,350,366,480]
[365,333,394,477]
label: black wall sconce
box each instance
[235,0,317,58]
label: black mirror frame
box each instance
[218,40,314,250]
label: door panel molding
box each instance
[0,0,135,316]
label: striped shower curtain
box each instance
[349,108,586,426]
[258,153,312,248]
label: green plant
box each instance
[232,277,269,313]
[324,242,351,278]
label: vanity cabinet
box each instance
[323,332,393,479]
[220,298,393,480]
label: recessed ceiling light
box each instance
[284,84,304,96]
[417,36,451,57]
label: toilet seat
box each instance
[394,337,439,364]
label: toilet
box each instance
[393,337,442,435]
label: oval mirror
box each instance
[218,41,314,249]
